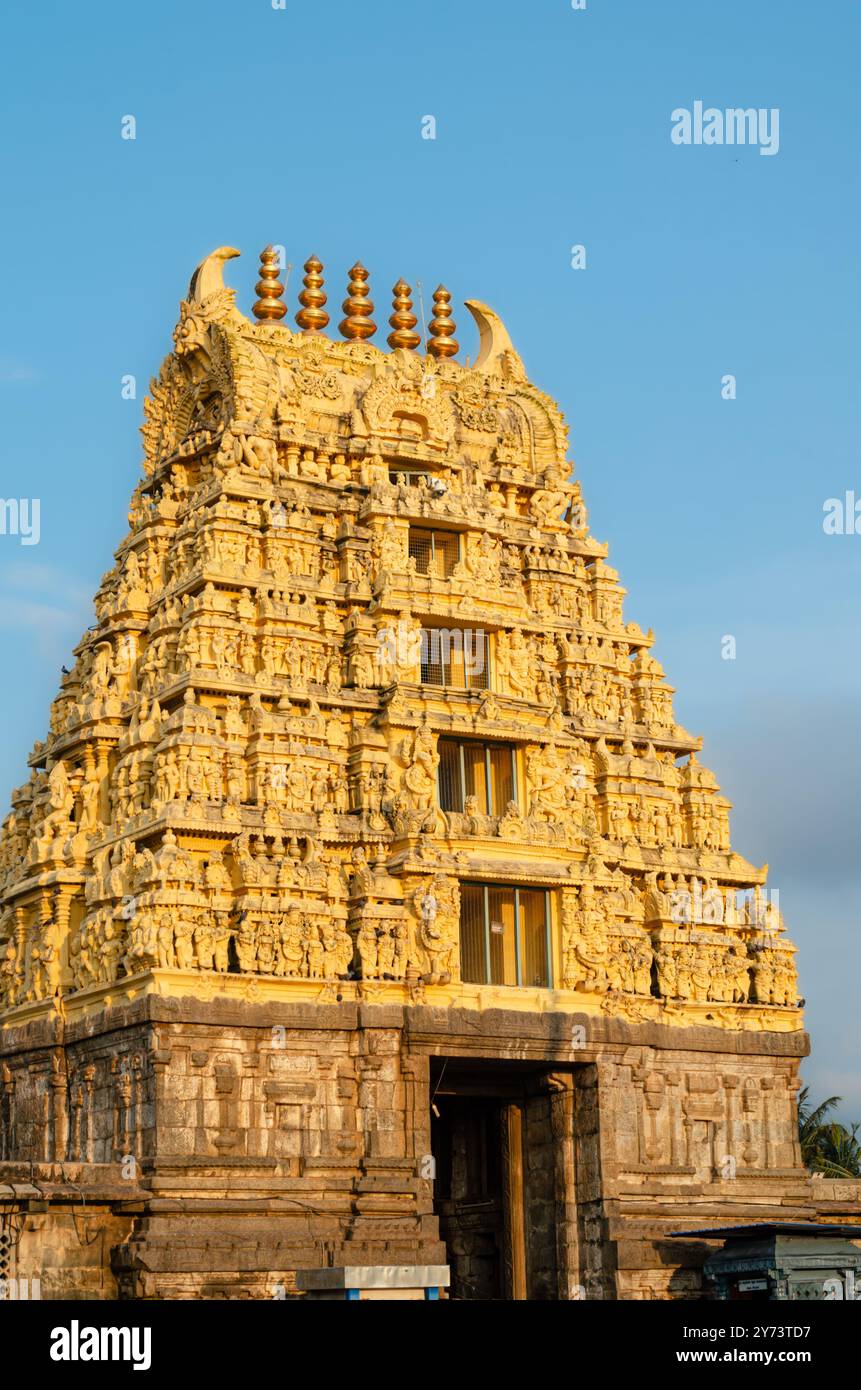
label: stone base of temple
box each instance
[1,996,859,1299]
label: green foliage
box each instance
[798,1086,861,1178]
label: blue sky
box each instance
[1,0,859,1114]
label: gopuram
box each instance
[0,247,857,1300]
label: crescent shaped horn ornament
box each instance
[188,246,241,304]
[464,298,522,374]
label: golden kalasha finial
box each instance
[252,246,287,322]
[426,285,458,358]
[387,279,421,351]
[339,262,376,341]
[295,255,329,333]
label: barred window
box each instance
[437,738,517,816]
[460,883,551,988]
[409,528,460,578]
[419,627,489,689]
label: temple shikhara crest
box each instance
[0,246,850,1302]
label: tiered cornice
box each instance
[0,247,798,1033]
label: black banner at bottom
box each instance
[0,1297,858,1378]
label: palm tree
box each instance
[797,1087,861,1178]
[812,1123,861,1179]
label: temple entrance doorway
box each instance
[429,1058,570,1300]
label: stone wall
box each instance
[2,997,858,1299]
[0,1166,136,1300]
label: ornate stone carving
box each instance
[0,244,797,1043]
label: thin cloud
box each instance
[0,360,39,384]
[0,567,92,659]
[0,561,91,603]
[802,1066,861,1124]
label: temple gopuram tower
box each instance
[0,246,851,1300]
